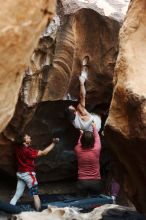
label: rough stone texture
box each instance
[20,15,60,107]
[105,0,146,214]
[16,2,121,108]
[0,0,56,133]
[12,205,145,220]
[68,8,120,109]
[1,100,80,180]
[41,8,120,108]
[0,4,120,182]
[61,0,130,22]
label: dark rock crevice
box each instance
[0,1,120,196]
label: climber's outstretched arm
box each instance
[79,74,86,108]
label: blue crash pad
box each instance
[42,194,113,210]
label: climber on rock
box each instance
[65,56,101,132]
[10,134,59,211]
[75,122,103,196]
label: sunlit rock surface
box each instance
[0,1,120,181]
[105,0,146,214]
[61,0,130,22]
[12,205,145,220]
[41,8,120,105]
[16,1,123,108]
[0,0,56,132]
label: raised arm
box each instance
[92,122,100,143]
[77,130,83,144]
[75,130,83,152]
[38,138,59,157]
[79,69,87,107]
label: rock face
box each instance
[0,3,120,182]
[0,0,56,133]
[61,0,130,22]
[12,205,145,220]
[41,8,120,106]
[105,0,146,213]
[17,1,121,107]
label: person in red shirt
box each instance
[10,134,59,211]
[75,122,103,196]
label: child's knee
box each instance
[29,185,38,197]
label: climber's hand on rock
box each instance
[53,138,60,143]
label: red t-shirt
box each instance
[15,145,38,172]
[75,126,101,180]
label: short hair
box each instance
[65,107,76,121]
[81,131,95,149]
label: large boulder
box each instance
[61,0,130,22]
[1,4,120,181]
[42,8,120,107]
[0,0,56,132]
[105,0,146,213]
[12,205,146,220]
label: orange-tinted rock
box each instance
[42,8,120,109]
[1,3,120,182]
[61,0,130,22]
[13,204,142,220]
[0,0,56,132]
[105,0,146,213]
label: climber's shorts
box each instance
[16,172,38,190]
